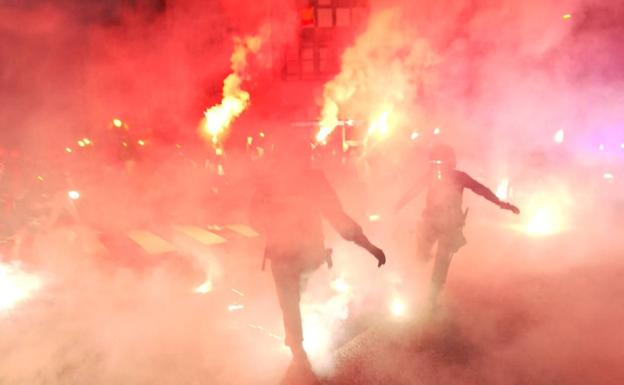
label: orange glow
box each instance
[368,110,391,138]
[562,13,572,20]
[137,139,145,146]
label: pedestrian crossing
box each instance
[126,224,260,255]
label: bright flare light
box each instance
[0,262,42,312]
[201,32,265,144]
[496,178,510,200]
[603,172,614,181]
[194,279,213,294]
[112,118,123,128]
[67,190,80,200]
[390,297,407,317]
[554,129,564,144]
[433,127,441,135]
[562,13,572,20]
[367,107,393,139]
[526,207,563,236]
[410,132,420,140]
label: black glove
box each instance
[500,201,520,215]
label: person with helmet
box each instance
[395,143,520,308]
[249,134,386,367]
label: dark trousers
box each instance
[417,221,465,304]
[270,256,320,349]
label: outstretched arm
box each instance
[460,172,520,214]
[318,173,386,267]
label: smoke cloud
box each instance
[1,0,623,384]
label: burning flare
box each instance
[315,9,437,143]
[201,31,265,144]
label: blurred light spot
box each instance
[620,143,624,150]
[390,297,407,317]
[554,129,564,144]
[496,178,510,200]
[410,132,420,140]
[0,262,42,312]
[345,119,354,126]
[525,206,564,236]
[259,132,265,138]
[247,136,253,146]
[67,190,80,200]
[83,138,92,145]
[194,279,213,294]
[137,139,145,146]
[599,144,605,151]
[368,214,381,222]
[215,148,224,156]
[77,140,86,148]
[603,172,614,181]
[228,304,244,312]
[331,277,350,294]
[175,144,182,149]
[112,118,123,128]
[65,147,72,153]
[231,288,245,297]
[316,126,332,143]
[433,127,441,135]
[368,110,391,138]
[562,13,572,20]
[36,175,44,182]
[217,164,225,176]
[122,142,128,147]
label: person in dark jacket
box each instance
[396,144,520,308]
[250,138,386,365]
